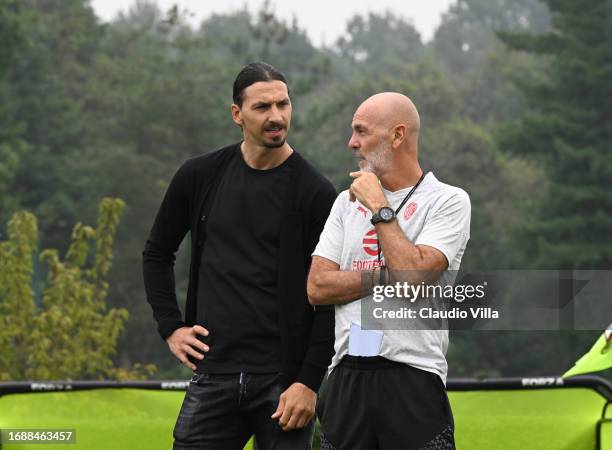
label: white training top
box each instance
[313,172,471,383]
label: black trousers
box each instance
[173,372,314,450]
[317,356,455,450]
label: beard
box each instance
[359,139,393,175]
[262,123,287,148]
[262,135,286,148]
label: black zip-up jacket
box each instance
[142,143,337,391]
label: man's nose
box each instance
[348,133,359,149]
[269,105,283,123]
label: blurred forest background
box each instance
[1,0,610,380]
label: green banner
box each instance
[564,325,612,377]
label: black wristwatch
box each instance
[370,206,396,225]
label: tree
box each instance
[3,0,600,379]
[335,12,425,70]
[0,0,26,76]
[0,0,28,226]
[0,198,155,380]
[498,0,612,269]
[199,3,332,96]
[432,0,550,77]
[0,0,104,248]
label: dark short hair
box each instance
[232,62,289,107]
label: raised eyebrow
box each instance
[352,123,367,132]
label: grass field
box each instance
[1,386,610,449]
[0,389,252,450]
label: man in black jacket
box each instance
[142,62,336,450]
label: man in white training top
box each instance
[307,92,471,450]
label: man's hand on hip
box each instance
[271,382,317,431]
[166,325,210,371]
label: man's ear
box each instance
[391,124,406,149]
[231,104,242,126]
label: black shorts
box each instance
[316,356,455,450]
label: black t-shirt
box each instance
[195,147,295,373]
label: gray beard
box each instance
[364,140,392,175]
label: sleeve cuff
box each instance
[158,319,187,341]
[296,361,327,393]
[413,239,454,267]
[311,251,341,265]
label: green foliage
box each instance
[0,0,26,75]
[432,0,550,76]
[0,0,104,246]
[2,0,606,379]
[336,12,425,69]
[0,1,28,224]
[0,198,155,381]
[498,0,612,269]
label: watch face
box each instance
[380,207,394,221]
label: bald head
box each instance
[348,92,423,184]
[353,92,420,146]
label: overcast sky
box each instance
[90,0,456,46]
